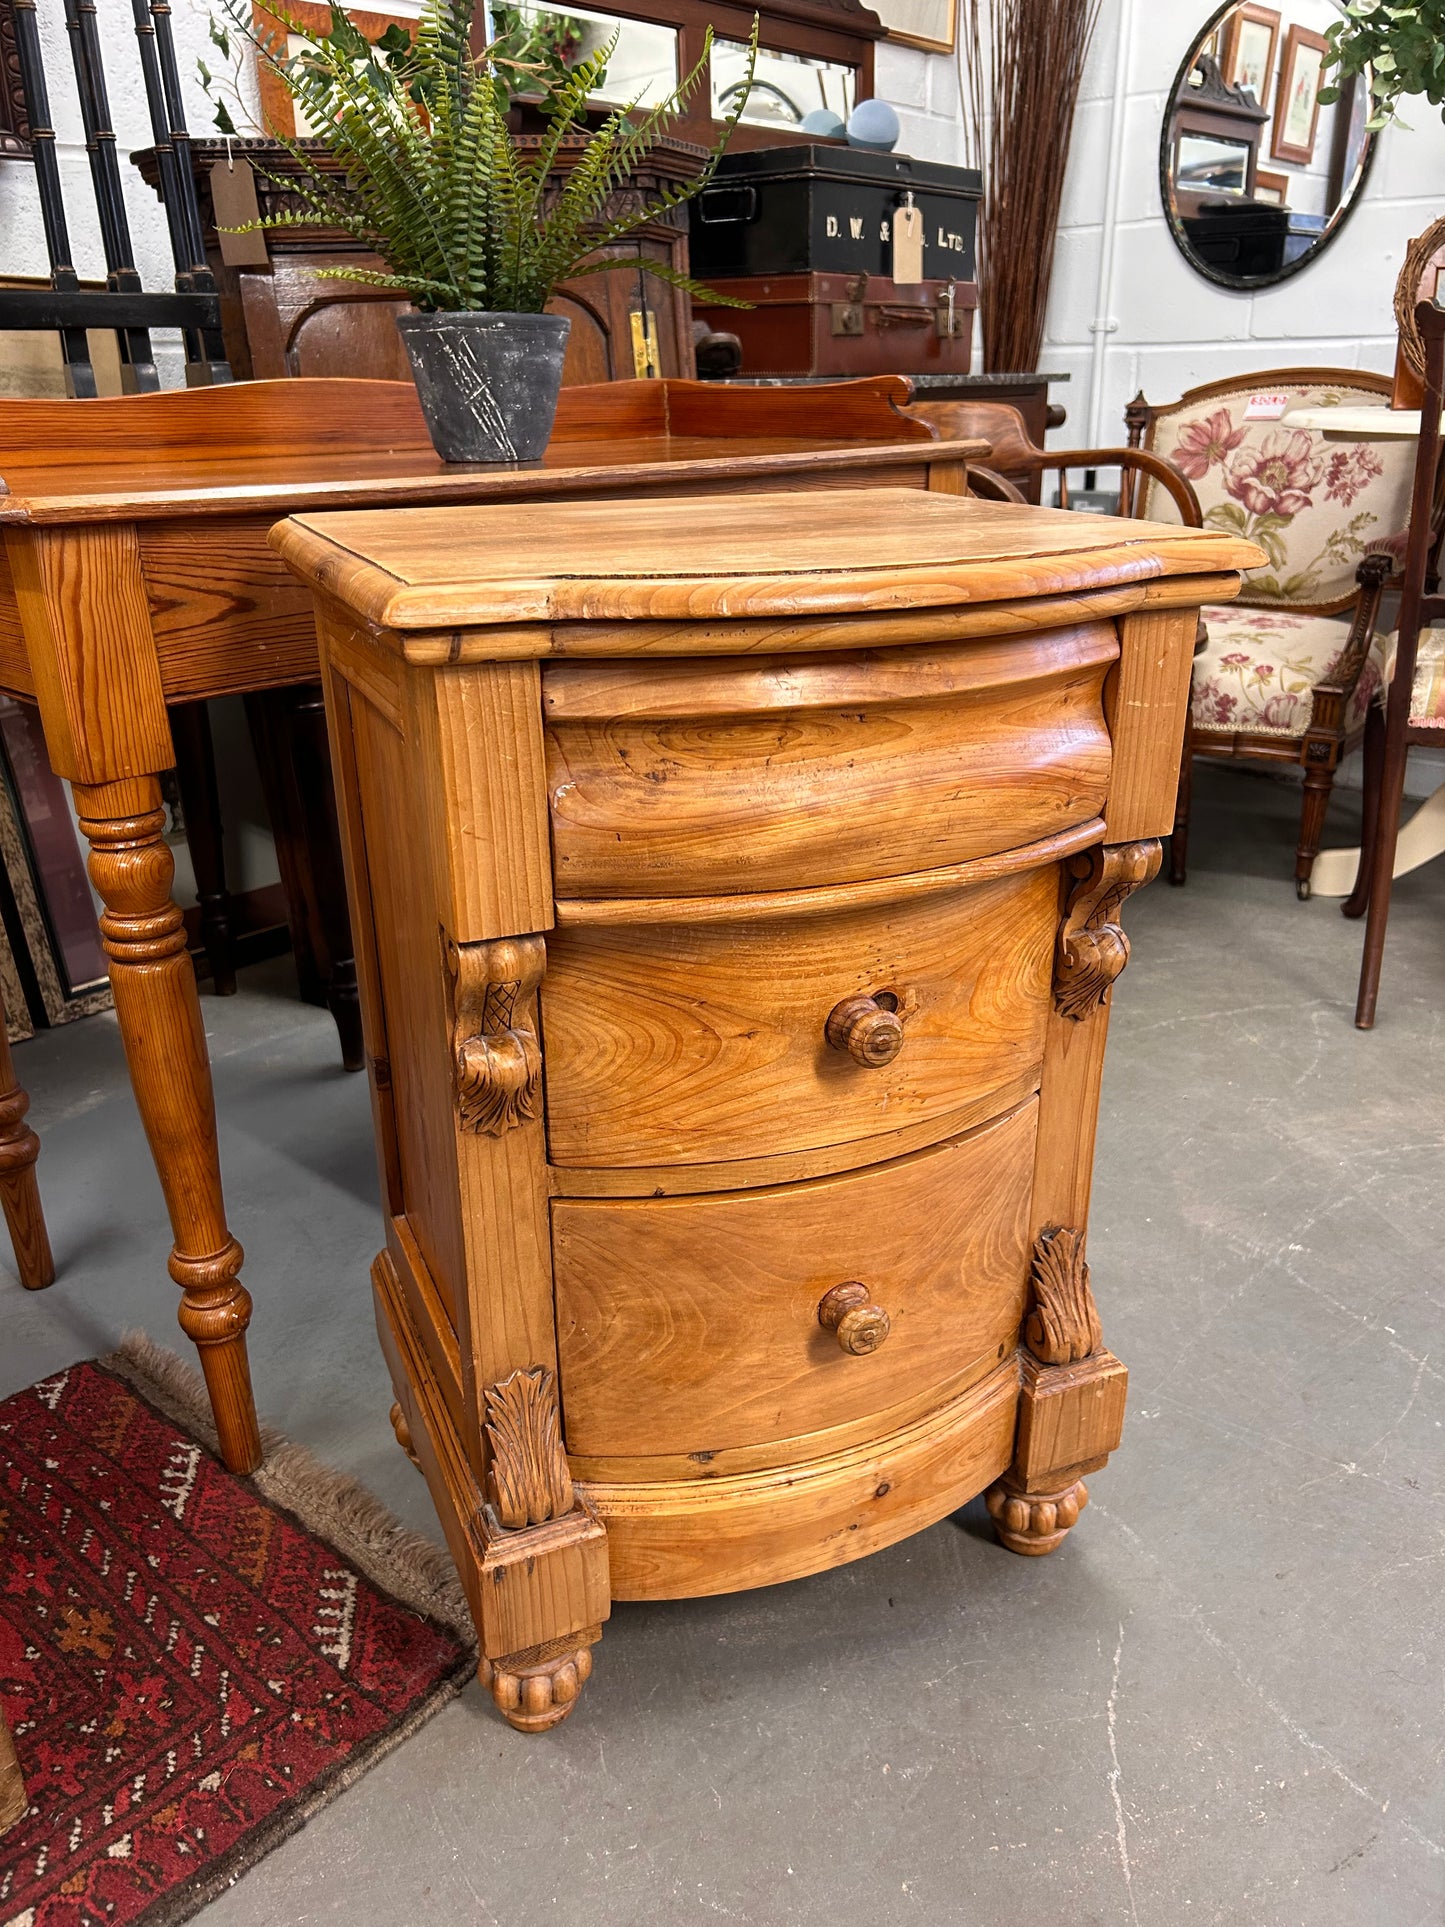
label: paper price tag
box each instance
[891,198,924,286]
[209,157,269,267]
[1243,391,1290,421]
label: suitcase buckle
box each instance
[831,273,867,337]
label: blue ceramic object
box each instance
[799,107,847,138]
[845,98,901,152]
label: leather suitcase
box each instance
[691,271,978,378]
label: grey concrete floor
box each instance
[5,762,1444,1927]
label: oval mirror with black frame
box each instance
[1162,0,1377,289]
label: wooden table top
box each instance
[275,488,1265,634]
[0,375,985,526]
[0,434,995,526]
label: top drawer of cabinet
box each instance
[542,623,1116,898]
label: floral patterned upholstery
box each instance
[1192,604,1387,739]
[1142,381,1416,613]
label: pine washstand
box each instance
[274,489,1260,1733]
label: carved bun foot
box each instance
[481,1643,594,1733]
[986,1476,1088,1556]
[388,1400,421,1470]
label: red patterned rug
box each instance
[0,1341,474,1927]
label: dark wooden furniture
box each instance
[0,373,985,1477]
[1349,301,1445,1028]
[725,373,1071,499]
[132,137,708,390]
[1167,50,1270,210]
[250,0,886,153]
[906,397,1199,520]
[128,129,714,1054]
[0,972,49,1290]
[275,486,1256,1733]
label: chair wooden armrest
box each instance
[1302,550,1396,749]
[965,463,1030,504]
[904,398,1201,523]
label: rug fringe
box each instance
[102,1332,476,1650]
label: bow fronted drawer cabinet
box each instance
[274,490,1259,1733]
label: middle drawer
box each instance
[542,862,1058,1169]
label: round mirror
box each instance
[1161,0,1377,289]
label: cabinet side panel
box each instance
[347,683,468,1333]
[1103,607,1197,841]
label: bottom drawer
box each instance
[553,1099,1036,1460]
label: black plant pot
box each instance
[395,310,572,464]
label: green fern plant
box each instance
[200,0,756,313]
[1320,0,1445,130]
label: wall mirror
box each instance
[1161,0,1377,288]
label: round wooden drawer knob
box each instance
[818,1281,891,1355]
[825,994,904,1068]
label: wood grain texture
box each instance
[1012,1348,1128,1487]
[1104,607,1203,841]
[544,627,1116,896]
[0,374,982,526]
[0,989,53,1290]
[553,1104,1035,1458]
[345,670,559,1452]
[1030,838,1161,1239]
[140,518,318,700]
[305,470,1221,1662]
[0,543,34,699]
[546,1069,1042,1199]
[346,684,467,1335]
[7,526,172,784]
[273,491,1263,632]
[542,867,1058,1169]
[582,1359,1018,1601]
[552,821,1104,926]
[74,776,258,1474]
[391,572,1252,667]
[373,1250,609,1693]
[1052,841,1161,1022]
[484,1366,575,1528]
[429,663,553,943]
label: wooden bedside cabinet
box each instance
[274,491,1258,1733]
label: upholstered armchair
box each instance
[1126,371,1416,894]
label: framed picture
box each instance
[1253,167,1291,206]
[1221,3,1279,109]
[1272,23,1328,165]
[867,0,956,54]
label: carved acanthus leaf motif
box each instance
[447,934,545,1135]
[1053,840,1161,1020]
[484,1366,574,1530]
[1024,1226,1103,1365]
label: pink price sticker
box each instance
[1243,392,1290,421]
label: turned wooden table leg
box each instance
[0,986,52,1290]
[75,776,260,1475]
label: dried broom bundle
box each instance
[960,0,1100,372]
